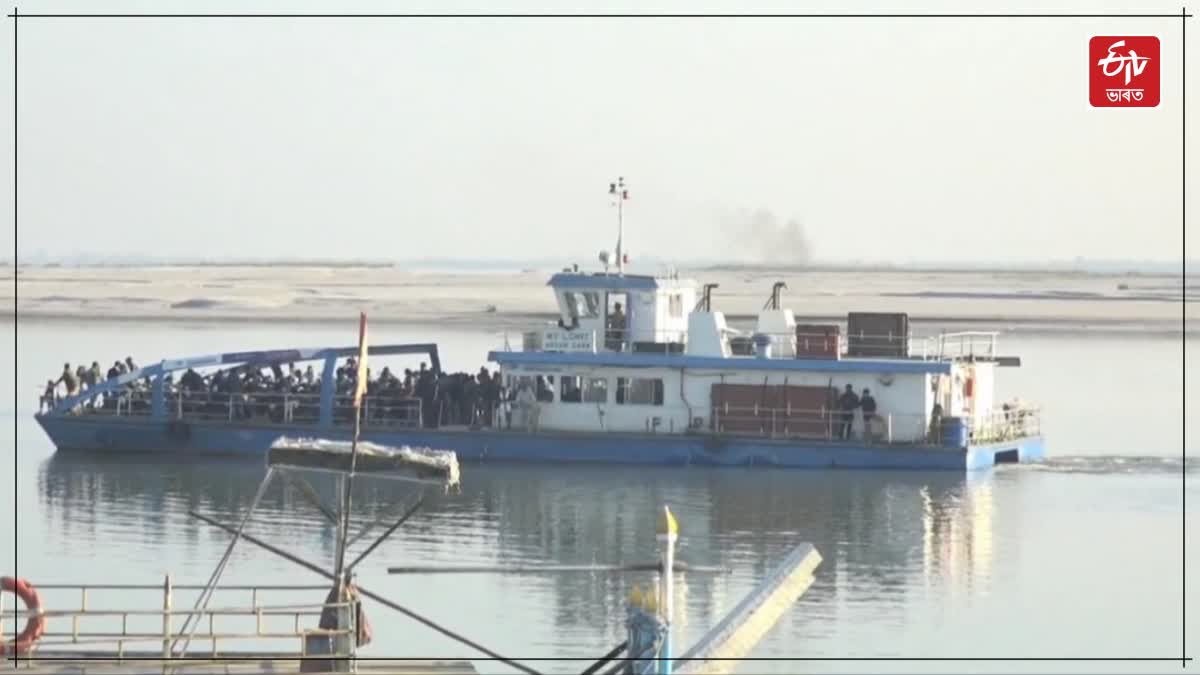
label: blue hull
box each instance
[35,416,1045,471]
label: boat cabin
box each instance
[531,270,696,354]
[497,267,1034,448]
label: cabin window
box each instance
[560,375,583,403]
[583,377,608,403]
[509,375,535,392]
[668,294,683,319]
[616,377,664,406]
[566,292,601,320]
[536,375,555,402]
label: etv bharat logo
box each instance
[1090,36,1160,107]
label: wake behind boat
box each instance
[34,179,1044,471]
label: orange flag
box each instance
[353,312,368,408]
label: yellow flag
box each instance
[353,312,368,408]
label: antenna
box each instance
[608,177,628,275]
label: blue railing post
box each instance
[151,372,165,420]
[319,356,337,428]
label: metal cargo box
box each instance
[846,312,910,358]
[794,324,841,360]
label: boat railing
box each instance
[710,404,932,444]
[709,403,1041,445]
[520,325,1001,363]
[53,389,424,430]
[49,387,156,417]
[333,393,424,429]
[1,578,354,659]
[969,405,1041,443]
[926,331,1000,361]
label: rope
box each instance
[346,495,424,573]
[600,642,656,675]
[188,509,541,675]
[580,640,629,675]
[172,468,275,659]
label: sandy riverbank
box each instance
[5,265,1194,335]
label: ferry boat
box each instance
[35,180,1044,471]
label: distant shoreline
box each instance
[7,261,1197,278]
[8,311,1193,339]
[8,264,1194,338]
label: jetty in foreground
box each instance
[4,438,822,674]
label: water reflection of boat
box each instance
[38,454,995,646]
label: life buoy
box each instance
[0,576,47,656]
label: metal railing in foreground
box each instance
[0,579,353,660]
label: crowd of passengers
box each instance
[40,358,511,428]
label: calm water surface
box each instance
[3,320,1197,673]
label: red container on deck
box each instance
[795,324,841,360]
[711,383,835,438]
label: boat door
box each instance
[605,292,629,351]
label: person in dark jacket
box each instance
[837,384,860,440]
[860,388,877,440]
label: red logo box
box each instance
[1090,36,1160,107]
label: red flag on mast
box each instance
[353,312,368,409]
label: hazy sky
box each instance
[1,0,1195,265]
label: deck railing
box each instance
[519,326,1000,363]
[0,579,354,659]
[708,404,1040,445]
[493,400,1041,446]
[969,405,1042,443]
[709,404,929,444]
[51,390,424,430]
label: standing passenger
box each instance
[515,381,537,431]
[860,388,877,441]
[606,302,627,351]
[57,363,79,397]
[837,384,860,440]
[40,380,57,413]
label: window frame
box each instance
[616,376,665,406]
[583,376,608,403]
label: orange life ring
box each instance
[0,576,47,656]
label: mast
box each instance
[335,312,369,590]
[609,176,628,275]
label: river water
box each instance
[3,319,1197,673]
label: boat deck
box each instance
[3,654,477,674]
